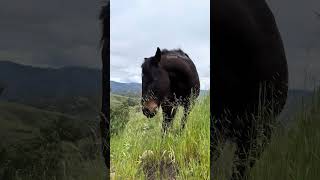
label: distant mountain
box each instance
[0,61,210,101]
[0,61,101,102]
[0,61,315,120]
[110,81,210,97]
[110,81,141,96]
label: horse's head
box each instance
[141,47,170,118]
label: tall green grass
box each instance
[213,89,320,180]
[110,95,210,179]
[249,90,320,180]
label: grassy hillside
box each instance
[20,95,101,120]
[0,101,106,180]
[0,101,95,141]
[110,93,139,108]
[0,92,137,180]
[110,95,210,179]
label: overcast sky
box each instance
[268,0,320,90]
[0,0,320,90]
[0,0,103,68]
[110,0,210,90]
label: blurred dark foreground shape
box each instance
[212,0,289,179]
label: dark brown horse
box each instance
[212,0,288,179]
[141,47,200,132]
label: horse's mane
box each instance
[141,48,193,70]
[161,48,190,59]
[99,2,110,46]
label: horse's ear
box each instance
[154,47,161,62]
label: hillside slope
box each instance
[0,101,96,145]
[0,101,105,179]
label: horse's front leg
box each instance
[162,104,177,133]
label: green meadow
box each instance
[110,94,210,179]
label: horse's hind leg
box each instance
[162,105,177,133]
[181,93,199,130]
[180,104,190,130]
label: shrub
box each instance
[110,102,130,135]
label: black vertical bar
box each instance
[99,0,110,173]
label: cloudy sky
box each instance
[110,0,210,90]
[0,0,320,90]
[0,0,102,68]
[268,0,320,90]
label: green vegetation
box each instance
[0,93,138,180]
[249,89,320,180]
[1,87,320,180]
[110,93,139,109]
[0,101,106,180]
[110,93,140,135]
[110,95,210,179]
[213,89,320,180]
[17,95,101,120]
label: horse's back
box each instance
[162,50,200,99]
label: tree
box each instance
[110,102,129,135]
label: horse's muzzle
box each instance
[142,99,158,118]
[142,107,157,118]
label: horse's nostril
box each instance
[142,107,156,118]
[142,107,150,114]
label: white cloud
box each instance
[110,0,210,90]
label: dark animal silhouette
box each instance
[212,0,288,179]
[99,2,110,170]
[141,48,200,132]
